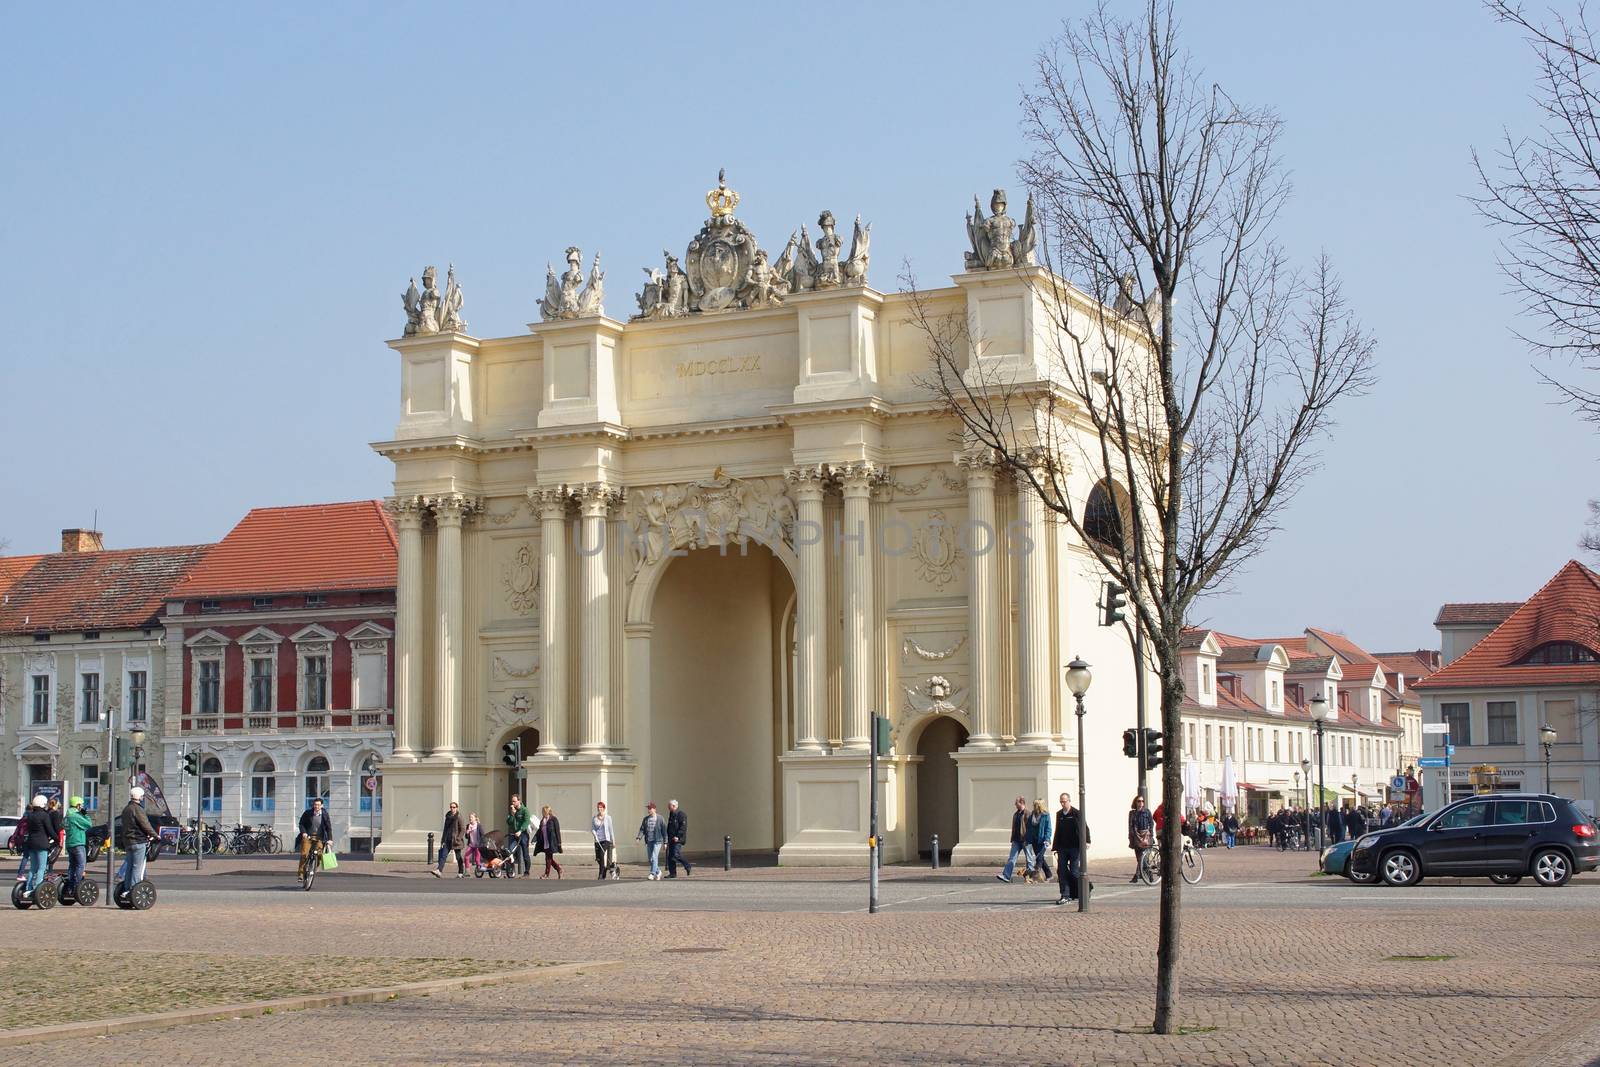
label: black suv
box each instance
[1348,793,1599,887]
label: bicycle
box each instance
[1138,835,1205,885]
[299,838,325,891]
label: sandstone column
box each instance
[960,451,1000,748]
[837,463,881,751]
[431,494,474,759]
[532,486,569,756]
[576,483,618,755]
[1015,464,1053,746]
[387,497,425,760]
[785,466,829,752]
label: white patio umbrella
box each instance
[1220,755,1239,813]
[1182,758,1202,813]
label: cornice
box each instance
[513,421,630,445]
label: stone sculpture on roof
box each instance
[402,264,466,336]
[539,246,605,321]
[964,188,1037,270]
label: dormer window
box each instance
[1200,663,1212,694]
[1517,641,1599,665]
[1270,679,1280,708]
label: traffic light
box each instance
[1102,581,1126,626]
[182,751,200,777]
[1122,728,1139,759]
[1143,728,1164,770]
[114,737,131,770]
[501,739,522,768]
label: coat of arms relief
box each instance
[621,467,797,580]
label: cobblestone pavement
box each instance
[2,846,1596,1066]
[0,952,504,1030]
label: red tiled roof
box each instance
[1415,561,1600,690]
[1434,602,1522,627]
[0,555,45,599]
[1372,650,1441,680]
[0,545,212,633]
[169,501,397,599]
[1305,627,1376,666]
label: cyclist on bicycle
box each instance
[296,798,334,881]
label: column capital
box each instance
[784,464,831,500]
[571,481,624,517]
[425,493,481,524]
[835,461,889,496]
[385,495,427,529]
[527,484,571,519]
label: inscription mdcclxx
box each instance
[675,354,762,379]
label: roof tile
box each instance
[168,501,397,599]
[0,546,212,633]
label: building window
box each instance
[200,757,223,815]
[198,660,221,715]
[81,764,100,811]
[200,599,221,613]
[249,658,273,713]
[81,672,101,724]
[354,649,386,710]
[1227,726,1235,757]
[1517,641,1599,664]
[303,655,328,711]
[1273,730,1281,762]
[1204,724,1213,760]
[1270,680,1280,708]
[31,675,51,725]
[306,594,326,608]
[1084,481,1125,549]
[1486,701,1518,745]
[1200,663,1212,694]
[253,597,274,610]
[127,671,148,722]
[82,630,100,641]
[249,757,276,815]
[1544,699,1579,741]
[1440,702,1471,745]
[305,756,330,809]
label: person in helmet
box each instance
[117,786,156,890]
[63,796,92,897]
[21,795,55,895]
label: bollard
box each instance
[723,835,732,871]
[931,834,940,870]
[426,832,435,867]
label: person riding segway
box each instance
[10,796,60,910]
[113,787,158,910]
[57,796,99,906]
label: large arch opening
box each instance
[914,715,969,861]
[649,544,793,855]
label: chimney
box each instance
[61,529,104,554]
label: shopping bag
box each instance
[321,849,339,870]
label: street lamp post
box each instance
[1310,695,1334,848]
[1539,723,1557,793]
[1300,758,1311,849]
[1065,656,1093,913]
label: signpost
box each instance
[868,715,890,914]
[1389,775,1408,792]
[1422,722,1450,735]
[1417,757,1448,768]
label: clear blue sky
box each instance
[0,2,1588,651]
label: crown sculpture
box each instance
[401,264,467,336]
[634,170,871,320]
[539,246,605,321]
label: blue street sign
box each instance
[1389,775,1407,791]
[1446,745,1456,756]
[1417,757,1448,768]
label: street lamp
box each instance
[1064,656,1092,913]
[1310,695,1335,847]
[1300,757,1311,847]
[1539,723,1557,793]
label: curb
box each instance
[0,959,621,1048]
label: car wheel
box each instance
[1488,873,1523,885]
[1347,865,1376,884]
[1532,848,1572,887]
[1380,850,1421,887]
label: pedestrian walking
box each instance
[507,794,532,877]
[591,801,616,879]
[1127,795,1154,883]
[1052,793,1089,903]
[20,795,54,896]
[463,813,485,874]
[431,801,465,878]
[534,804,563,878]
[63,795,91,896]
[637,802,667,880]
[1222,811,1239,849]
[1026,799,1053,883]
[666,800,692,878]
[996,796,1029,883]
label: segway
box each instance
[113,878,157,910]
[57,876,99,907]
[10,878,58,910]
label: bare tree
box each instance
[910,1,1374,1034]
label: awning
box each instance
[1238,782,1268,791]
[1309,784,1341,804]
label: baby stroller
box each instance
[474,830,518,878]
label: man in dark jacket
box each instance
[118,787,157,889]
[1323,805,1341,845]
[1052,793,1089,904]
[1344,805,1365,840]
[432,801,465,878]
[665,800,691,878]
[21,795,56,895]
[997,796,1028,883]
[297,797,334,881]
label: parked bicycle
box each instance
[1139,835,1205,885]
[176,821,223,856]
[221,824,283,855]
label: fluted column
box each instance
[837,462,883,751]
[386,497,425,760]
[575,482,620,756]
[430,494,475,759]
[531,486,569,756]
[1015,464,1053,746]
[960,451,1000,748]
[785,465,829,752]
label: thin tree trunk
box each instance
[1153,665,1184,1033]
